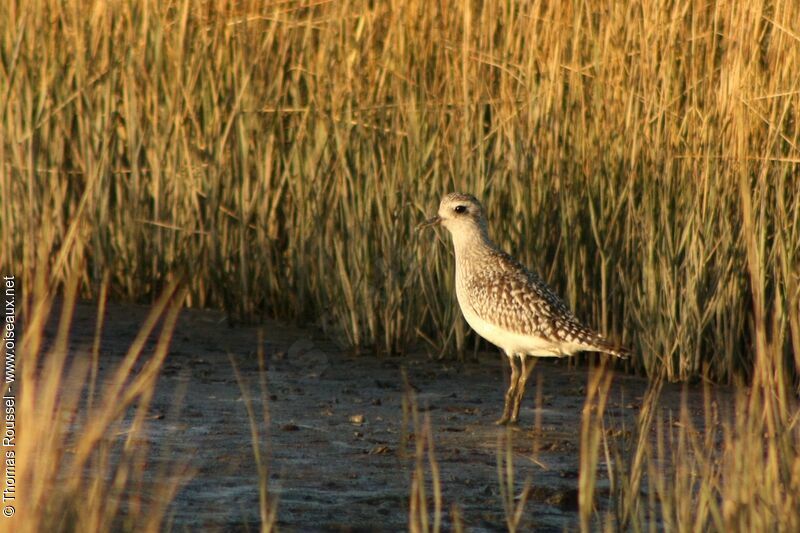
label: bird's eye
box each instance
[454,205,467,214]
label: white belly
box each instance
[455,277,570,357]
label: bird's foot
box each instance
[495,416,510,425]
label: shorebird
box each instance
[419,192,629,425]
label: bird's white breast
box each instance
[455,266,568,357]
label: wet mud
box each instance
[55,302,722,532]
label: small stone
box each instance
[369,445,391,455]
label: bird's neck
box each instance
[451,227,496,264]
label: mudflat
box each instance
[55,301,718,532]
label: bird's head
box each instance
[418,192,488,238]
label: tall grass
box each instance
[580,362,800,531]
[0,79,193,528]
[497,429,533,533]
[1,0,798,380]
[403,383,444,533]
[230,336,279,532]
[9,271,188,532]
[576,183,800,531]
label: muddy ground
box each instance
[55,301,723,532]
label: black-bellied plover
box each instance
[420,192,629,425]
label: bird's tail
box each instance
[589,336,631,359]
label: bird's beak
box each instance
[416,215,441,231]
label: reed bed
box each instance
[581,351,800,531]
[1,0,798,380]
[7,270,189,532]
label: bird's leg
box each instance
[496,354,520,425]
[509,357,538,424]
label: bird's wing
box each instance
[464,250,605,348]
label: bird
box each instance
[419,192,629,425]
